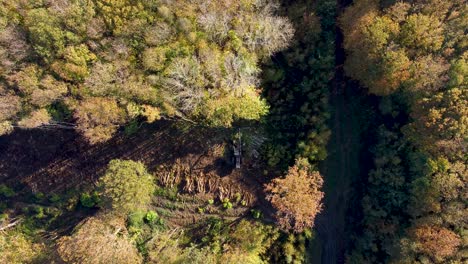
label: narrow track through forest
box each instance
[313,0,362,263]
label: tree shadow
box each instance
[0,120,232,194]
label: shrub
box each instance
[0,184,15,198]
[222,198,233,210]
[128,211,146,229]
[251,209,262,219]
[80,192,100,208]
[145,211,158,223]
[48,194,61,204]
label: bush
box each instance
[48,194,61,204]
[0,203,7,213]
[154,186,178,201]
[128,211,146,229]
[0,184,15,198]
[33,192,45,202]
[157,218,165,226]
[222,198,233,210]
[145,211,158,223]
[32,206,45,219]
[65,196,79,211]
[251,209,262,219]
[0,213,8,222]
[80,192,100,208]
[234,193,242,203]
[124,119,140,135]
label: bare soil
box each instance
[0,121,267,220]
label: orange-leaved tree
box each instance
[410,224,461,262]
[265,158,324,233]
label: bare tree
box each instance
[0,94,21,121]
[237,15,294,56]
[222,53,259,95]
[162,57,206,113]
[0,25,30,74]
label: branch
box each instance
[0,219,22,231]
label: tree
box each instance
[48,0,96,38]
[0,25,30,75]
[57,216,142,264]
[400,14,444,55]
[0,0,294,139]
[7,64,41,95]
[93,0,148,34]
[73,97,126,144]
[348,126,410,263]
[24,8,66,61]
[0,121,14,135]
[406,55,449,93]
[144,21,173,46]
[406,88,467,159]
[410,224,461,262]
[145,229,186,264]
[340,0,457,95]
[200,88,269,127]
[226,220,279,258]
[17,109,51,129]
[30,75,68,107]
[99,159,155,214]
[142,47,168,72]
[0,93,21,122]
[340,1,467,263]
[162,56,206,113]
[51,44,96,81]
[265,158,324,232]
[0,228,47,264]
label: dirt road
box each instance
[312,0,362,262]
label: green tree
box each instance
[24,8,66,61]
[400,14,444,55]
[99,159,155,214]
[51,44,96,81]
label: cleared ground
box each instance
[0,121,270,227]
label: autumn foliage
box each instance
[0,0,293,143]
[411,224,461,262]
[341,0,467,262]
[265,158,324,233]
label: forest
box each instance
[0,0,466,263]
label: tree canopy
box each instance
[99,159,155,214]
[0,0,293,143]
[341,0,467,263]
[265,158,324,233]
